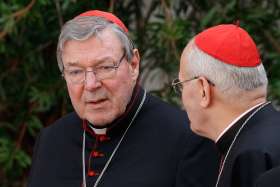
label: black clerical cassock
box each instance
[215,102,280,187]
[28,86,219,187]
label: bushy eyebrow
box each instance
[65,61,79,66]
[64,56,117,68]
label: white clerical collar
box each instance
[89,125,107,135]
[215,102,266,143]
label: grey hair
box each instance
[57,16,134,72]
[185,39,268,96]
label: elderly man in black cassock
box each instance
[27,10,219,187]
[174,23,280,187]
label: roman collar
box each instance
[82,83,145,138]
[216,102,267,155]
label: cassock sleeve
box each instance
[231,150,272,187]
[175,133,220,187]
[255,166,280,187]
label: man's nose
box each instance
[84,71,101,90]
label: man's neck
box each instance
[215,101,266,142]
[207,98,266,142]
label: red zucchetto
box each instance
[77,10,128,33]
[195,24,261,67]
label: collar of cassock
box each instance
[216,104,264,155]
[82,82,144,138]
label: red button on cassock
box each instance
[92,151,104,157]
[88,170,99,177]
[99,135,110,142]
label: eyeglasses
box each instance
[62,52,126,84]
[172,76,215,95]
[171,77,198,95]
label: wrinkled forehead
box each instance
[61,29,125,66]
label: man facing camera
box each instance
[27,10,219,187]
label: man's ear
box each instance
[129,49,140,81]
[197,77,212,108]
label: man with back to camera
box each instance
[173,23,280,187]
[27,10,220,187]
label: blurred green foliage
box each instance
[0,0,279,186]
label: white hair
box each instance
[184,39,268,99]
[57,16,134,72]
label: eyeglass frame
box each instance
[172,76,215,95]
[61,52,127,84]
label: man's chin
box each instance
[190,123,206,137]
[85,114,116,127]
[189,122,199,133]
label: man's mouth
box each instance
[86,98,108,107]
